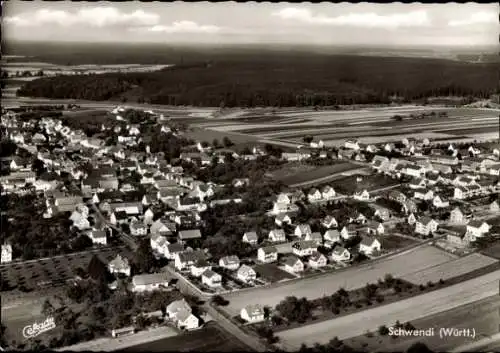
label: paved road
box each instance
[277,269,500,350]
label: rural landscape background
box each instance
[1,2,500,353]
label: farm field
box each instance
[123,322,252,352]
[254,263,296,282]
[222,245,455,317]
[0,246,131,292]
[183,127,260,146]
[276,269,500,349]
[344,295,500,353]
[436,126,500,135]
[268,162,360,186]
[400,252,498,285]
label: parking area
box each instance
[0,246,132,292]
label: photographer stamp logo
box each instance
[22,317,56,339]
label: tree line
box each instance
[16,54,499,107]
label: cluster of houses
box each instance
[0,108,262,263]
[368,144,499,242]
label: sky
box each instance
[2,1,499,47]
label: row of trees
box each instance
[16,54,500,106]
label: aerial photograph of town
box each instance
[0,1,499,352]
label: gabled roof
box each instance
[309,252,326,262]
[108,254,130,270]
[259,246,277,254]
[132,273,169,286]
[292,240,317,250]
[243,231,258,240]
[360,235,379,247]
[178,229,202,240]
[332,245,349,256]
[284,256,302,267]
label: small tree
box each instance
[303,135,314,144]
[223,137,234,147]
[42,299,54,316]
[212,139,220,148]
[378,325,389,336]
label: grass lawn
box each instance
[254,263,296,283]
[269,162,359,185]
[123,322,252,352]
[183,127,259,145]
[332,174,400,194]
[480,241,500,260]
[380,235,419,251]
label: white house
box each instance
[353,189,370,201]
[258,247,278,263]
[191,259,212,278]
[240,304,265,323]
[237,264,257,283]
[130,220,148,236]
[449,207,465,224]
[321,185,336,200]
[108,255,131,277]
[409,178,427,190]
[359,236,382,255]
[310,140,324,149]
[308,252,327,269]
[166,299,199,330]
[365,222,384,235]
[1,244,12,264]
[174,250,206,271]
[340,225,357,240]
[88,229,107,245]
[344,140,361,151]
[292,240,317,257]
[201,269,222,288]
[294,224,312,238]
[284,256,304,273]
[242,231,259,245]
[490,200,499,213]
[275,214,292,227]
[414,188,434,201]
[322,216,338,229]
[404,165,426,178]
[131,273,169,292]
[304,232,322,246]
[466,221,491,240]
[407,213,417,225]
[323,230,341,247]
[269,229,286,243]
[165,243,185,260]
[307,188,323,203]
[219,255,240,271]
[433,195,450,209]
[415,217,439,236]
[330,246,351,262]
